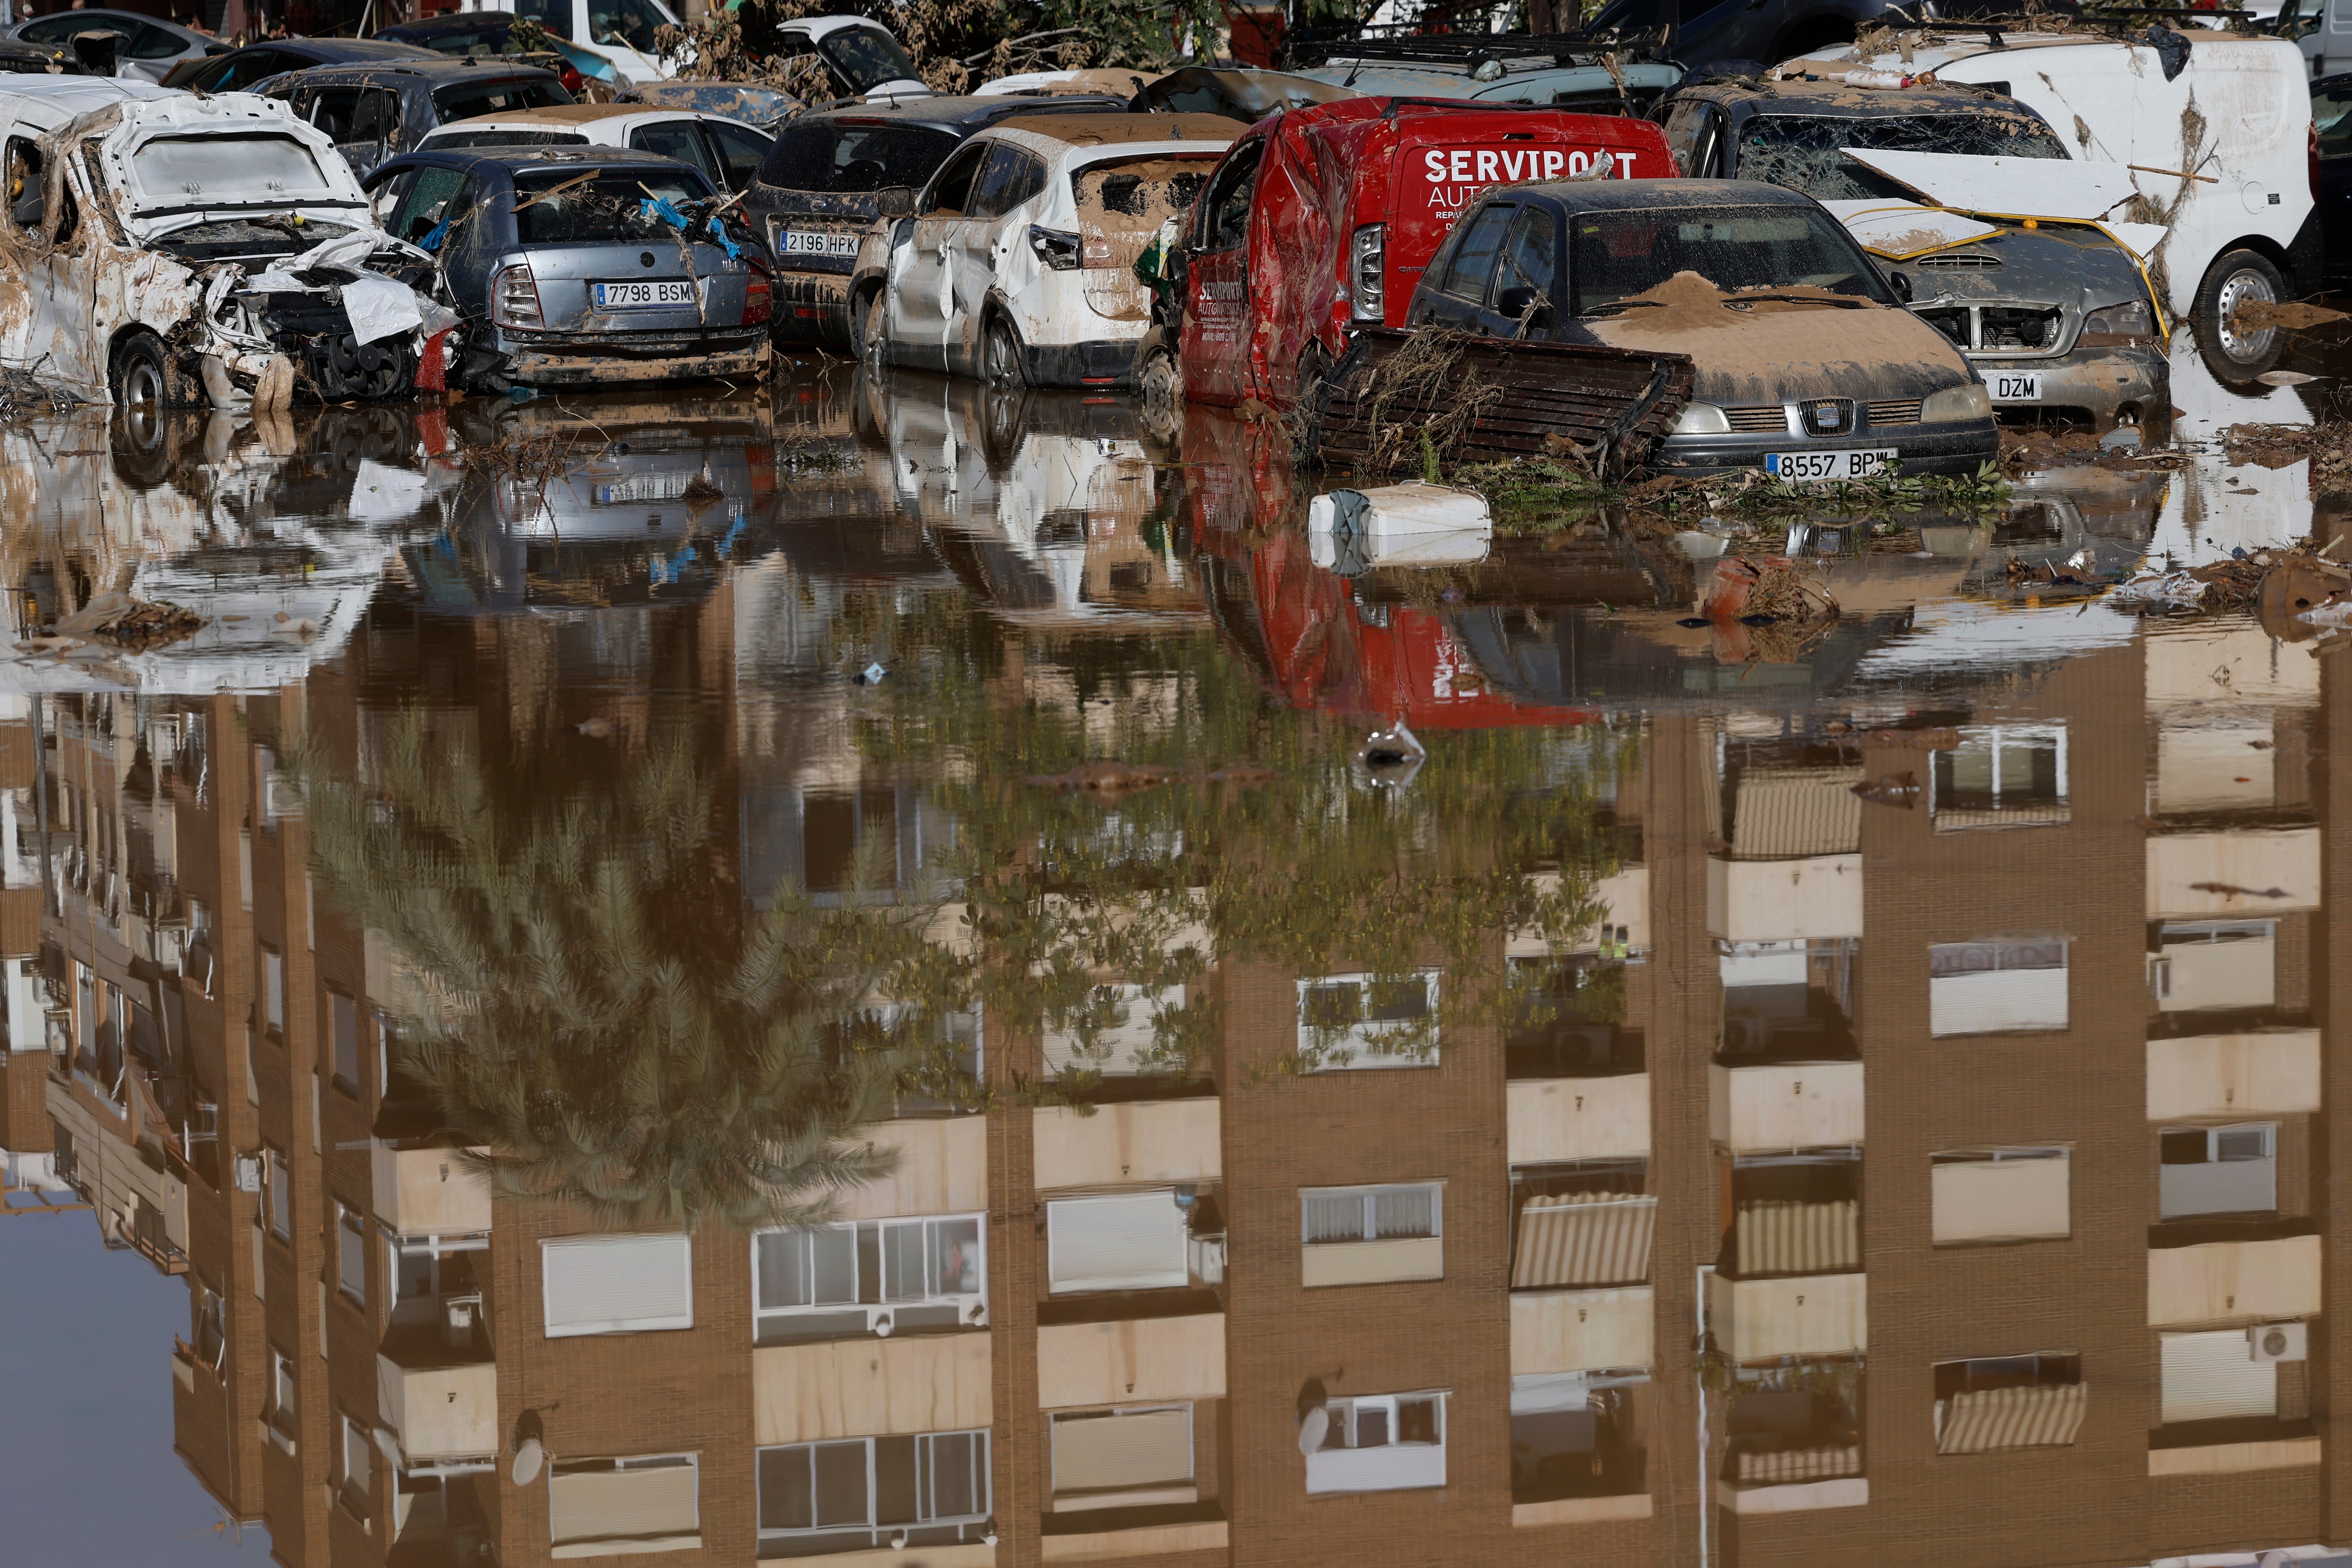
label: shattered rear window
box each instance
[1737,112,2068,201]
[513,169,712,244]
[433,78,574,119]
[128,134,338,205]
[1568,205,1892,313]
[758,121,955,194]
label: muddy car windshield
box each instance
[761,120,955,193]
[817,24,919,91]
[513,169,710,243]
[433,78,574,119]
[1568,205,1892,313]
[128,133,340,208]
[1740,112,2068,200]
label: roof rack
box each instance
[1287,27,1672,70]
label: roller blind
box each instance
[542,1233,694,1336]
[550,1461,700,1556]
[1511,1195,1654,1288]
[1051,1408,1193,1494]
[1935,1383,2085,1454]
[1047,1193,1188,1293]
[2160,1329,2277,1424]
[1932,1155,2070,1244]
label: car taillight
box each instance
[744,265,772,327]
[1351,223,1385,324]
[492,263,542,330]
[1028,224,1081,270]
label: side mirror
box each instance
[874,185,917,219]
[1887,269,1913,304]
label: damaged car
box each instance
[0,77,449,409]
[362,146,771,391]
[263,57,575,179]
[419,101,775,195]
[859,112,1237,387]
[1408,180,1997,479]
[1658,75,2167,429]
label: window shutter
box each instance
[1046,1193,1188,1293]
[542,1234,694,1336]
[2160,1330,2277,1423]
[1511,1194,1654,1287]
[550,1462,700,1556]
[1052,1409,1193,1494]
[1931,1156,2070,1244]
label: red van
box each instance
[1158,98,1674,409]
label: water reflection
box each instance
[2,337,2350,1566]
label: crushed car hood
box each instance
[71,90,371,245]
[1578,272,1972,405]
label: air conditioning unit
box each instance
[1188,1234,1227,1286]
[2250,1321,2308,1363]
[234,1155,264,1194]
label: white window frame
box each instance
[754,1430,992,1549]
[1305,1391,1448,1495]
[337,1204,367,1306]
[1930,723,2069,821]
[268,1347,298,1445]
[340,1412,373,1517]
[388,1230,491,1306]
[262,945,285,1035]
[1295,969,1441,1069]
[266,1146,292,1241]
[751,1214,988,1336]
[1300,1183,1442,1244]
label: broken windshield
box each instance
[127,133,340,209]
[1738,112,2069,201]
[817,24,920,91]
[1567,205,1893,314]
[761,120,956,194]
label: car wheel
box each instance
[857,287,888,372]
[1296,341,1332,412]
[983,313,1026,390]
[2194,248,2287,378]
[111,329,192,416]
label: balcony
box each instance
[371,1144,492,1236]
[1036,1313,1224,1411]
[1708,856,1862,944]
[1031,1100,1220,1191]
[2146,1030,2318,1120]
[1710,1062,1863,1155]
[1508,1078,1648,1164]
[2148,1228,2319,1327]
[2147,829,2319,918]
[377,1356,497,1467]
[1706,1271,1866,1361]
[1717,1372,1864,1515]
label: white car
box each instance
[453,0,678,86]
[775,16,929,100]
[1798,32,2317,371]
[419,102,774,193]
[0,79,425,407]
[857,112,1236,387]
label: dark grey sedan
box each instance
[2,7,221,81]
[363,147,772,392]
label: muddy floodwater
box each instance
[5,309,2352,1568]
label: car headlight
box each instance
[2081,300,2154,343]
[1672,401,1731,435]
[1921,383,1992,423]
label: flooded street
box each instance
[5,308,2352,1568]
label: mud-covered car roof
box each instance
[1663,75,2036,119]
[987,112,1237,147]
[1524,175,1824,211]
[366,144,723,186]
[792,92,1127,133]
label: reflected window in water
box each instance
[1932,724,2069,829]
[1927,937,2069,1036]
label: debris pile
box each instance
[2222,422,2352,499]
[2108,546,2351,621]
[45,591,206,651]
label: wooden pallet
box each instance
[1307,327,1694,482]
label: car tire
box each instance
[1296,341,1332,413]
[983,313,1026,390]
[2193,248,2287,379]
[856,286,888,373]
[110,329,194,415]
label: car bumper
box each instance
[771,272,855,348]
[1975,342,2168,431]
[1021,338,1148,389]
[1654,419,1999,478]
[499,333,770,388]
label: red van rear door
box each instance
[1379,110,1674,327]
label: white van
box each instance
[1799,33,2318,369]
[457,0,678,87]
[2279,0,2352,78]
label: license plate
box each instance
[1988,371,2044,402]
[593,280,695,309]
[777,228,858,259]
[1766,448,1898,483]
[594,473,691,505]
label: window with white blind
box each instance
[2159,1123,2277,1218]
[1304,1391,1447,1494]
[337,1204,366,1304]
[541,1233,694,1337]
[753,1214,985,1341]
[1301,1183,1443,1287]
[268,1347,297,1444]
[1049,1405,1195,1510]
[550,1454,701,1559]
[339,1413,372,1518]
[1930,1148,2071,1245]
[756,1431,991,1551]
[2160,1328,2280,1424]
[1046,1192,1191,1294]
[1930,725,2068,828]
[1297,971,1440,1069]
[1928,938,2068,1036]
[262,946,285,1034]
[267,1147,291,1240]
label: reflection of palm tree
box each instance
[300,716,908,1229]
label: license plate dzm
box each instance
[1765,448,1898,483]
[1988,371,2044,402]
[593,280,695,310]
